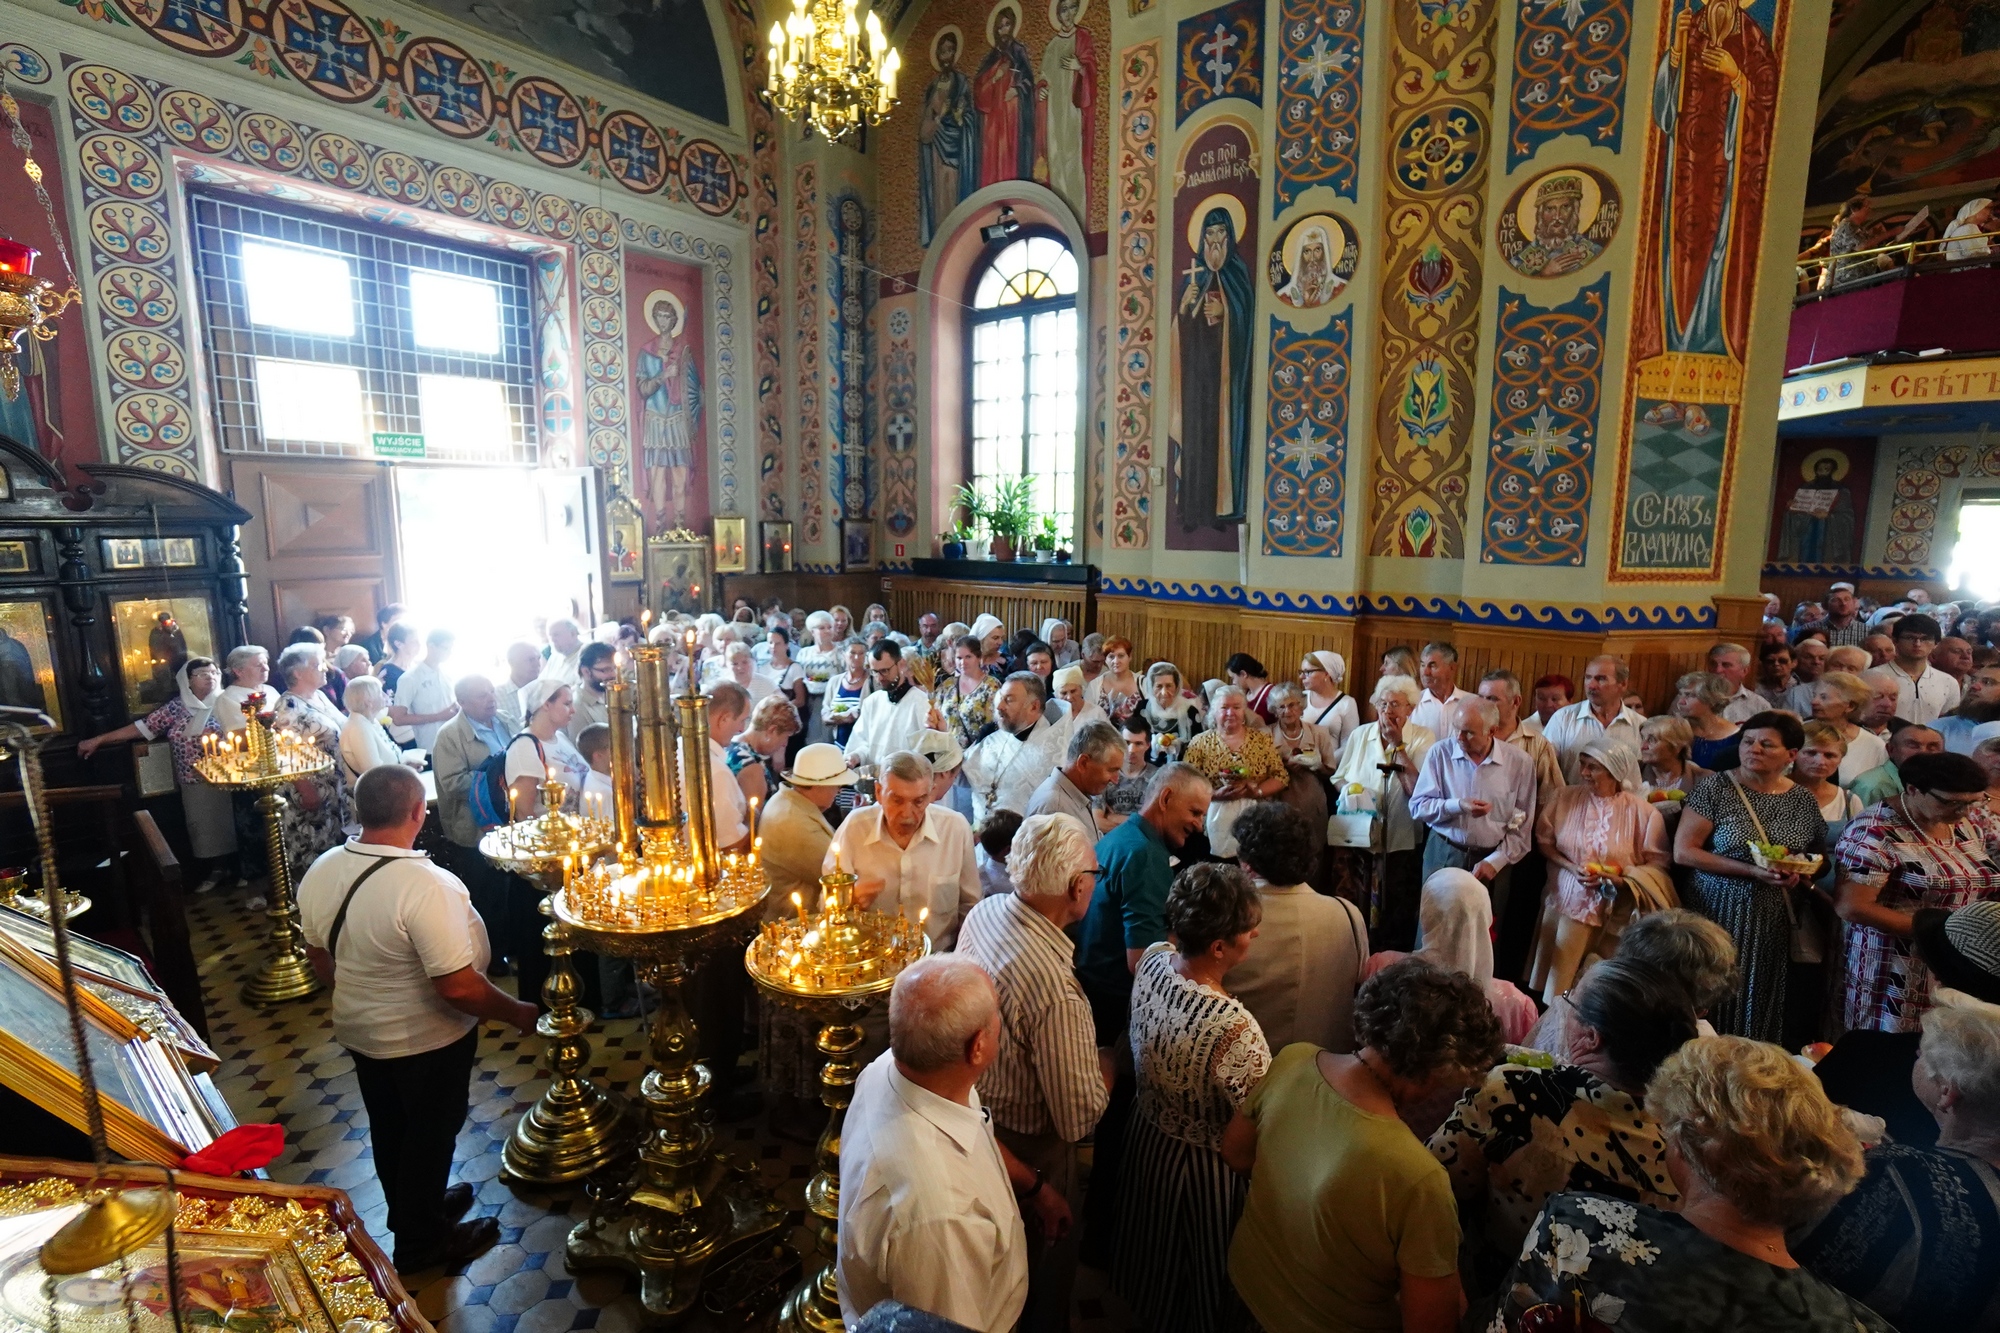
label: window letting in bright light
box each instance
[968,234,1080,547]
[1949,494,2000,599]
[410,269,502,355]
[253,359,367,445]
[241,241,356,338]
[192,193,537,462]
[419,375,513,454]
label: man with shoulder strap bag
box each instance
[299,765,537,1273]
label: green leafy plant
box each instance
[985,477,1037,542]
[1033,513,1060,551]
[950,482,989,538]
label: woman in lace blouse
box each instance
[1115,864,1270,1333]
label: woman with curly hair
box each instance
[1223,958,1506,1333]
[1114,864,1270,1333]
[1492,1036,1889,1332]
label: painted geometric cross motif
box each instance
[510,78,587,168]
[1508,0,1631,170]
[1481,275,1609,566]
[399,39,494,139]
[1176,0,1263,125]
[1264,312,1350,557]
[1274,0,1362,211]
[271,0,380,102]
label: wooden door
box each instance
[227,456,398,650]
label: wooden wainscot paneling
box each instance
[720,572,889,617]
[1098,594,1732,718]
[888,576,1092,641]
[1760,572,1951,621]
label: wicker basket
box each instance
[1748,844,1823,877]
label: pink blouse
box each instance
[1535,787,1671,927]
[1360,950,1539,1045]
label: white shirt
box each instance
[1540,699,1648,780]
[1410,685,1476,737]
[838,1052,1028,1333]
[963,712,1072,824]
[729,668,777,706]
[494,678,535,737]
[338,713,405,786]
[213,683,278,732]
[825,804,980,950]
[393,660,454,749]
[1887,661,1961,725]
[580,768,614,823]
[1721,684,1764,725]
[297,840,486,1059]
[843,686,933,775]
[540,646,582,687]
[688,737,750,847]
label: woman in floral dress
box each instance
[1832,750,2000,1033]
[1493,1037,1888,1333]
[794,611,845,745]
[1183,686,1287,859]
[271,642,349,882]
[1115,865,1270,1333]
[78,659,235,886]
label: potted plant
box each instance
[985,477,1036,561]
[948,484,988,559]
[1032,513,1059,562]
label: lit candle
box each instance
[791,890,805,925]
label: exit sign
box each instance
[372,432,425,459]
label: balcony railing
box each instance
[1794,229,2000,301]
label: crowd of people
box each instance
[78,586,2000,1332]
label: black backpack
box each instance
[471,732,543,830]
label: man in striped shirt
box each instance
[957,812,1110,1333]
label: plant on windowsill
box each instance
[941,518,972,561]
[949,484,988,560]
[1031,513,1059,563]
[982,478,1037,562]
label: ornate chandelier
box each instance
[766,0,901,143]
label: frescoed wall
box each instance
[878,0,1112,278]
[624,251,709,534]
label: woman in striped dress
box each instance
[1672,711,1827,1043]
[1115,864,1270,1333]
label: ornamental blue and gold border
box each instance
[1097,576,1718,630]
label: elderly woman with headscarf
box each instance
[1039,617,1080,667]
[1364,868,1540,1045]
[78,657,237,888]
[1052,664,1107,732]
[1328,673,1436,949]
[795,610,845,744]
[271,642,351,881]
[1298,651,1357,763]
[969,613,1008,676]
[1528,738,1672,1002]
[1945,197,1995,262]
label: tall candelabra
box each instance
[556,635,784,1320]
[743,857,929,1333]
[193,713,332,1006]
[479,772,627,1188]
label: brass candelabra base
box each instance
[503,885,632,1188]
[242,788,321,1007]
[778,1014,865,1333]
[560,908,783,1322]
[477,827,634,1192]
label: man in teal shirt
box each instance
[1075,763,1212,1042]
[1849,724,1942,808]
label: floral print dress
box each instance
[936,675,997,752]
[272,691,349,883]
[1492,1194,1894,1332]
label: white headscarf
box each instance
[177,661,220,735]
[1416,868,1495,988]
[970,613,1005,643]
[1308,651,1346,692]
[1952,198,1993,232]
[1579,737,1642,793]
[1038,617,1066,645]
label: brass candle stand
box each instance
[555,653,785,1321]
[192,712,333,1006]
[478,774,630,1188]
[743,857,930,1333]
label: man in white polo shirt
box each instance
[299,765,536,1272]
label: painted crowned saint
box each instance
[637,289,703,530]
[1277,223,1339,307]
[1173,203,1254,527]
[1037,0,1098,221]
[1512,175,1604,277]
[1646,0,1779,365]
[973,3,1038,187]
[918,27,977,247]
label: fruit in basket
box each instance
[1647,788,1687,803]
[1750,840,1789,860]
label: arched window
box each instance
[968,233,1081,547]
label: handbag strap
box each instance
[1726,770,1773,848]
[326,853,400,962]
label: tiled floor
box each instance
[188,892,1133,1331]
